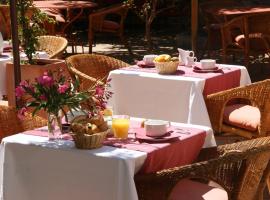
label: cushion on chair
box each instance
[40,8,65,23]
[223,104,260,132]
[169,179,228,200]
[235,34,270,51]
[102,20,120,30]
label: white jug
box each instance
[178,48,194,66]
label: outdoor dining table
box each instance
[204,5,270,22]
[33,0,97,34]
[0,118,215,200]
[107,63,251,128]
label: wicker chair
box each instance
[0,105,47,141]
[65,54,129,91]
[221,12,270,66]
[205,79,270,139]
[36,35,68,59]
[135,137,270,200]
[88,3,129,53]
[0,5,11,40]
[199,0,244,57]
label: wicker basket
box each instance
[154,61,179,74]
[72,130,109,149]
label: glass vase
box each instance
[47,112,63,140]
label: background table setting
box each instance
[0,41,49,100]
[0,116,215,200]
[107,52,251,128]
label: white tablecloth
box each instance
[0,51,48,100]
[107,64,251,127]
[0,122,214,200]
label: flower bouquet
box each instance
[15,69,90,140]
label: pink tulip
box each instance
[58,84,69,94]
[40,94,47,101]
[17,107,27,120]
[15,86,25,98]
[37,74,54,87]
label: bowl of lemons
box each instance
[153,54,179,74]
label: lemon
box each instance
[103,108,113,116]
[154,54,171,62]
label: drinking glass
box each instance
[112,115,130,139]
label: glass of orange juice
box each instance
[112,115,130,139]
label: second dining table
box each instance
[107,63,251,128]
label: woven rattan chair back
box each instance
[37,35,68,59]
[66,54,129,91]
[135,137,270,200]
[0,105,47,141]
[206,79,270,138]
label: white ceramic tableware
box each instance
[200,59,216,69]
[186,56,197,67]
[178,48,195,66]
[143,55,158,65]
[144,119,170,137]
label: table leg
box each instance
[191,0,198,54]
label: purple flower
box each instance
[95,85,104,97]
[58,84,69,94]
[37,73,54,87]
[17,107,27,120]
[15,86,25,98]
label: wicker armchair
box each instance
[205,79,270,139]
[88,3,129,53]
[0,5,11,40]
[65,54,129,91]
[36,35,68,59]
[135,137,270,200]
[0,105,47,141]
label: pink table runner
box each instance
[122,64,241,95]
[22,120,206,174]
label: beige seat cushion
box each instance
[169,179,228,200]
[223,104,260,132]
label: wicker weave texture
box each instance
[135,137,270,200]
[66,54,129,91]
[0,105,47,141]
[205,79,270,138]
[37,35,68,59]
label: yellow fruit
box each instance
[103,108,113,116]
[154,54,171,62]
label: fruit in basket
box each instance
[154,54,171,62]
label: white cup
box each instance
[200,59,216,69]
[185,56,197,67]
[143,55,157,65]
[144,119,170,137]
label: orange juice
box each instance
[112,116,130,139]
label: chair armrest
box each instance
[135,136,270,200]
[205,79,270,134]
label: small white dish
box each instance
[200,59,216,69]
[144,119,170,137]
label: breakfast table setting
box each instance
[107,49,251,128]
[0,116,214,200]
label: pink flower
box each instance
[15,86,25,98]
[20,80,29,87]
[95,85,104,97]
[17,107,27,120]
[40,94,47,101]
[37,74,54,87]
[58,84,69,94]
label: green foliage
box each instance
[16,0,54,64]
